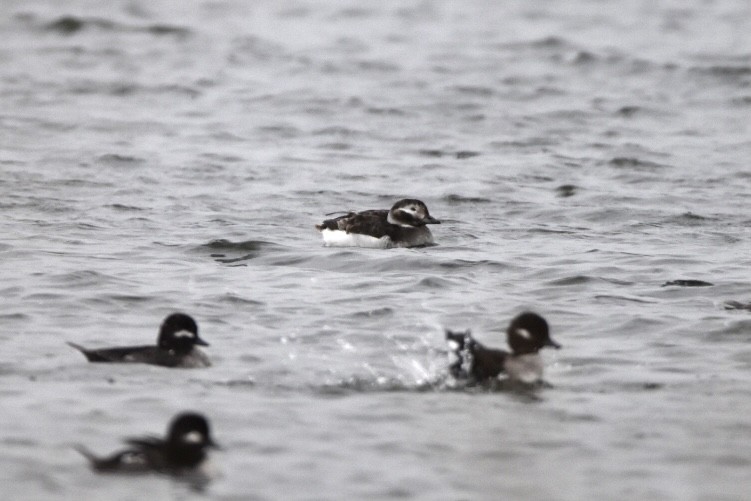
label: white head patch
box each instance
[514,328,532,340]
[173,329,196,339]
[182,430,205,444]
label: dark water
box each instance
[2,0,751,499]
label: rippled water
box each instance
[2,0,751,499]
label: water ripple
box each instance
[39,15,191,37]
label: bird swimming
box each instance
[75,411,218,476]
[315,198,441,248]
[446,312,560,384]
[67,313,210,368]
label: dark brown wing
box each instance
[68,342,152,362]
[123,436,172,471]
[317,209,394,238]
[125,435,164,450]
[339,210,391,237]
[127,436,206,471]
[75,445,153,473]
[315,211,356,231]
[67,343,183,367]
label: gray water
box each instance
[2,0,751,499]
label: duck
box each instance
[75,412,218,475]
[67,313,210,368]
[446,312,560,384]
[315,198,440,248]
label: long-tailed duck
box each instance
[67,313,210,368]
[75,412,218,475]
[446,312,560,384]
[315,198,440,248]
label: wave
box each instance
[442,194,492,204]
[723,301,751,312]
[418,149,481,159]
[39,15,191,37]
[197,239,283,264]
[608,157,669,170]
[312,374,549,398]
[661,279,714,287]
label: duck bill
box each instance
[423,216,441,224]
[546,338,561,349]
[195,337,210,347]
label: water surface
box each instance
[1,0,751,499]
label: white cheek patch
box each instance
[173,330,196,339]
[182,431,205,444]
[514,328,532,340]
[447,339,461,351]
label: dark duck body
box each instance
[76,412,218,475]
[67,313,210,368]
